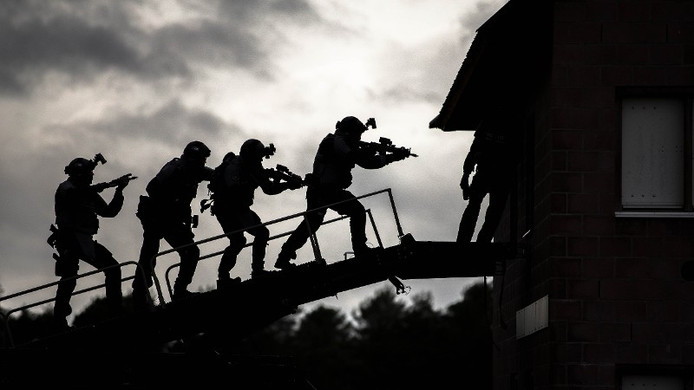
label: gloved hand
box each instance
[114,173,136,190]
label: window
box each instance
[622,375,684,390]
[617,365,691,390]
[620,91,694,213]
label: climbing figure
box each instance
[208,139,303,287]
[49,154,134,329]
[457,122,517,243]
[274,116,412,269]
[131,141,213,306]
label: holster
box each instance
[53,253,66,277]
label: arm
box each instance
[95,175,132,217]
[356,138,413,169]
[257,167,292,195]
[95,187,124,218]
[347,137,388,170]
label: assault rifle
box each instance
[266,164,307,189]
[359,137,418,159]
[80,152,137,192]
[91,173,137,192]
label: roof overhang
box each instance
[430,0,553,132]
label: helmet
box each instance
[182,140,211,161]
[335,116,367,135]
[64,157,95,177]
[240,139,274,161]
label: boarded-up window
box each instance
[622,375,684,390]
[622,98,685,208]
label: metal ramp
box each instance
[5,238,515,351]
[0,188,518,387]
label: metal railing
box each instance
[0,187,405,348]
[158,187,403,302]
[163,213,354,299]
[0,261,140,348]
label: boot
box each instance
[251,269,271,279]
[217,275,241,289]
[274,250,297,270]
[172,285,199,301]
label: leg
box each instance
[216,211,246,280]
[476,186,510,243]
[219,233,246,279]
[163,226,200,297]
[87,242,123,311]
[245,210,269,273]
[457,196,483,243]
[53,232,88,326]
[54,255,79,326]
[276,188,327,267]
[330,190,368,254]
[456,174,488,243]
[132,223,162,307]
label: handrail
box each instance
[163,213,353,299]
[153,188,398,259]
[0,261,140,348]
[0,188,404,348]
[155,188,400,303]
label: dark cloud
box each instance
[0,0,324,96]
[0,1,146,95]
[45,99,238,149]
[216,0,320,26]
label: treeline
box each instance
[210,281,494,389]
[1,281,494,389]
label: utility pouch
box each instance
[47,224,59,248]
[137,195,153,218]
[53,253,65,277]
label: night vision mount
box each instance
[263,143,276,159]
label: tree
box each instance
[292,306,356,390]
[0,280,496,389]
[444,279,494,389]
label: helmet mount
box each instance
[240,139,275,161]
[64,153,106,177]
[335,116,376,135]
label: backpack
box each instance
[208,152,237,199]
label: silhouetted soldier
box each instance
[274,116,408,269]
[51,155,132,328]
[457,124,517,243]
[209,139,302,286]
[132,141,213,305]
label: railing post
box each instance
[1,260,139,348]
[366,210,384,249]
[386,189,405,237]
[305,215,323,261]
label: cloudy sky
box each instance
[0,0,507,319]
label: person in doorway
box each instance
[457,123,517,243]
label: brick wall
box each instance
[493,1,694,389]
